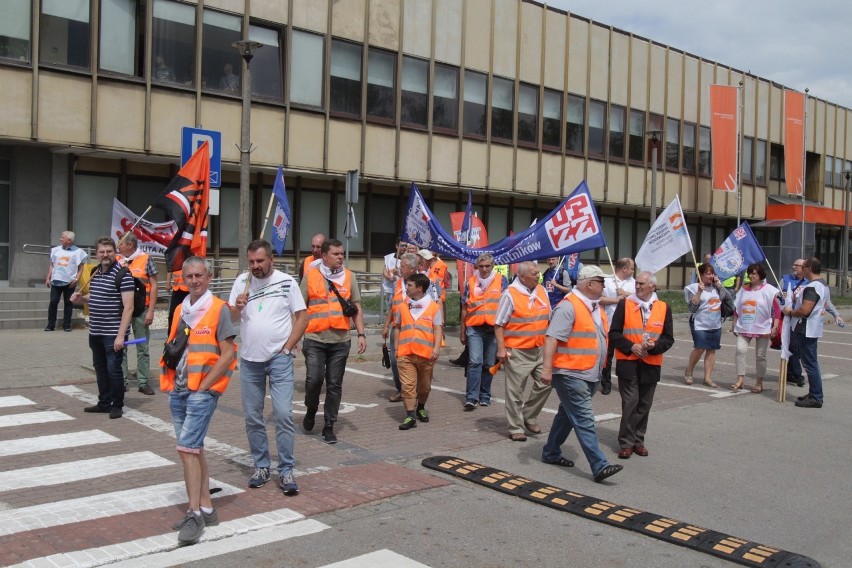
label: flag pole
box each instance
[603,246,618,285]
[550,255,565,284]
[258,191,276,240]
[118,206,153,246]
[765,261,781,290]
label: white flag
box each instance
[634,196,693,274]
[780,282,793,361]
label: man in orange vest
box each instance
[382,252,420,402]
[393,273,442,430]
[159,256,238,544]
[541,265,623,483]
[299,238,367,444]
[117,232,158,395]
[608,271,674,459]
[460,253,509,410]
[167,269,189,333]
[495,261,552,442]
[298,233,326,282]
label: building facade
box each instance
[1,0,850,287]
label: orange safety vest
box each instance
[171,270,188,292]
[465,275,503,327]
[502,286,550,349]
[430,259,448,301]
[119,253,152,307]
[305,268,354,333]
[301,256,316,278]
[159,297,237,394]
[614,299,666,366]
[397,301,440,358]
[390,278,406,318]
[553,294,608,371]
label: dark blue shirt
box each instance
[88,261,134,337]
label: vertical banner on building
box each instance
[709,85,739,191]
[784,90,805,196]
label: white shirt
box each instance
[50,246,87,284]
[382,252,399,294]
[602,275,635,320]
[229,269,306,362]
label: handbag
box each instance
[325,277,359,318]
[162,319,190,370]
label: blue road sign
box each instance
[181,127,222,187]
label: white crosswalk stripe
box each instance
[0,395,35,408]
[0,410,73,428]
[0,430,119,457]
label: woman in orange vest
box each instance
[393,273,443,430]
[159,256,237,544]
[608,271,674,460]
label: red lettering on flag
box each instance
[545,194,599,249]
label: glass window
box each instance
[336,191,365,252]
[249,24,283,100]
[847,161,852,189]
[769,143,784,180]
[601,216,615,257]
[648,114,663,167]
[290,29,323,106]
[73,174,117,246]
[566,94,585,154]
[488,206,508,242]
[588,100,605,157]
[617,217,633,259]
[0,0,30,62]
[401,56,428,127]
[366,48,395,120]
[369,195,398,255]
[330,39,362,116]
[202,10,242,94]
[152,0,195,85]
[433,64,459,132]
[542,89,561,148]
[463,70,487,137]
[127,179,168,223]
[628,110,644,162]
[100,0,143,76]
[665,118,679,170]
[517,84,538,145]
[512,208,532,235]
[218,186,240,249]
[699,126,711,176]
[825,156,834,187]
[755,139,767,185]
[682,123,696,173]
[491,76,514,142]
[608,105,625,160]
[40,0,90,69]
[298,192,331,250]
[835,154,843,187]
[742,137,753,182]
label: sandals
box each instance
[684,373,694,385]
[544,457,574,468]
[703,379,718,388]
[731,378,744,391]
[751,382,764,394]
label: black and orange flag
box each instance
[154,141,210,272]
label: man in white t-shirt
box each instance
[382,239,408,309]
[229,239,307,496]
[599,258,635,395]
[45,231,88,332]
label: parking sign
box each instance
[181,127,222,188]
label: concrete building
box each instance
[1,0,850,287]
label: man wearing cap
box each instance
[598,257,635,395]
[460,253,510,410]
[416,250,444,306]
[541,265,623,483]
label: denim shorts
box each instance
[690,325,722,350]
[170,390,219,453]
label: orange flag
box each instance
[784,90,805,196]
[709,85,739,191]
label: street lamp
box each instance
[647,129,663,225]
[232,39,263,271]
[843,170,852,295]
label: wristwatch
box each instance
[282,348,292,356]
[357,333,366,338]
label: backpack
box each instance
[90,265,147,317]
[720,292,736,320]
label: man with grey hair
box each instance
[495,261,552,441]
[382,252,420,402]
[45,230,88,332]
[117,232,159,395]
[541,265,623,483]
[608,271,674,459]
[460,252,509,410]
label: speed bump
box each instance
[422,456,820,568]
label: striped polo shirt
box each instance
[88,261,135,337]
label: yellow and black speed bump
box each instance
[422,456,820,568]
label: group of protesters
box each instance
[56,225,840,545]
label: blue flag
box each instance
[403,180,606,264]
[710,222,766,281]
[459,190,473,245]
[270,166,291,255]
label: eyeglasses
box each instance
[589,279,605,285]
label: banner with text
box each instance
[710,222,766,281]
[111,199,177,257]
[709,85,739,192]
[634,196,693,274]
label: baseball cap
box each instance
[417,249,435,260]
[578,265,611,281]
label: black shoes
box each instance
[139,385,155,396]
[303,408,317,432]
[787,375,806,387]
[321,425,337,444]
[84,405,110,413]
[44,326,54,331]
[601,385,612,395]
[795,397,822,408]
[109,407,123,419]
[594,464,623,483]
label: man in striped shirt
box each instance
[71,236,135,419]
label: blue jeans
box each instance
[240,353,296,475]
[789,331,823,402]
[47,282,75,329]
[465,326,496,404]
[170,390,219,452]
[542,374,609,476]
[303,338,350,426]
[89,334,125,409]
